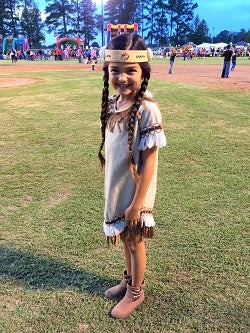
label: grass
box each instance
[0,59,249,333]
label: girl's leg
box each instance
[110,234,146,319]
[104,234,132,300]
[127,236,146,287]
[123,241,132,275]
[104,241,131,300]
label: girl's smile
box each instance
[108,62,143,100]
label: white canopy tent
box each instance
[197,42,228,49]
[214,42,228,49]
[197,42,212,49]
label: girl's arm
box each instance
[125,146,157,228]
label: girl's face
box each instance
[108,62,142,99]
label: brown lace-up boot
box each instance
[105,270,131,300]
[111,281,145,319]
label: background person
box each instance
[169,49,177,74]
[221,44,233,78]
[231,48,237,71]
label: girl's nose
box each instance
[118,73,127,81]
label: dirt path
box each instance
[0,61,249,91]
[151,63,250,91]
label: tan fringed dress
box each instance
[103,94,166,244]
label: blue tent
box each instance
[235,41,248,47]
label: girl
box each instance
[99,33,166,319]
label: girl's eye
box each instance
[110,67,137,74]
[110,69,119,73]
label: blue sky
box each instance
[193,0,250,35]
[37,0,250,45]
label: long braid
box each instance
[127,76,149,181]
[99,33,151,176]
[98,67,109,169]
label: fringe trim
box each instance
[139,125,167,150]
[106,109,131,133]
[103,217,127,236]
[107,234,121,246]
[141,226,154,238]
[104,208,155,246]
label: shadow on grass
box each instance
[0,245,114,295]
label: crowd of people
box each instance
[167,44,243,76]
[2,42,248,78]
[52,45,98,64]
[156,44,249,59]
[2,42,248,65]
[1,45,99,64]
[2,48,51,61]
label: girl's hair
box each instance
[98,33,151,180]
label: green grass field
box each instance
[0,59,249,332]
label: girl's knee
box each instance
[123,236,144,253]
[122,228,142,241]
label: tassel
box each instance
[142,226,154,238]
[107,234,120,246]
[106,109,130,132]
[105,209,154,246]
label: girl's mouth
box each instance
[117,83,130,89]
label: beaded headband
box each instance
[104,49,152,63]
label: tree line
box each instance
[0,0,249,48]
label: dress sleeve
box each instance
[138,100,167,151]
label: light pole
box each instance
[212,27,215,44]
[95,0,105,46]
[142,3,144,38]
[101,0,104,46]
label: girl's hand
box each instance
[124,206,141,229]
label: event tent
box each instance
[235,41,248,47]
[197,42,227,49]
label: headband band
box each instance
[104,49,151,63]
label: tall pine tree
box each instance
[45,0,72,36]
[167,0,198,45]
[20,1,45,47]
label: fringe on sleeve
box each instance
[138,123,167,151]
